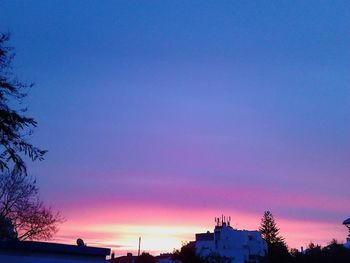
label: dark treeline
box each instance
[287,240,350,263]
[262,240,350,263]
[170,239,350,263]
[260,211,350,263]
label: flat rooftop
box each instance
[0,240,110,258]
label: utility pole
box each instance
[138,237,141,257]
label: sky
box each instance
[1,0,349,256]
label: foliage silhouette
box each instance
[259,211,284,245]
[291,240,350,263]
[0,32,61,241]
[0,170,63,240]
[173,242,207,263]
[259,211,292,263]
[0,33,46,175]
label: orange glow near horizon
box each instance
[51,206,348,256]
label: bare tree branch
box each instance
[0,171,64,241]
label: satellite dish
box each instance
[76,238,85,246]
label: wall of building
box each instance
[195,224,267,263]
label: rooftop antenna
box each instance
[138,237,141,257]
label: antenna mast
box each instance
[138,237,141,257]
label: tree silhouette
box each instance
[0,32,61,241]
[172,242,207,263]
[259,211,284,245]
[0,33,46,175]
[0,170,63,240]
[291,240,350,263]
[259,211,292,263]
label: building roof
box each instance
[0,240,110,258]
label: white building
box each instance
[195,216,267,263]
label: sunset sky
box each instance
[1,0,349,256]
